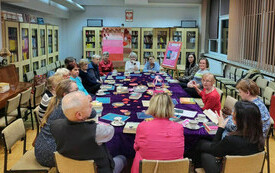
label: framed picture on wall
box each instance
[125,9,133,22]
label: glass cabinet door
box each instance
[131,30,139,49]
[143,51,154,64]
[186,31,196,49]
[41,59,46,67]
[143,31,153,49]
[54,29,59,52]
[21,28,29,61]
[33,61,39,70]
[171,30,182,42]
[85,30,96,49]
[86,51,95,61]
[48,28,53,54]
[8,27,19,63]
[40,28,46,56]
[32,28,38,58]
[156,30,168,49]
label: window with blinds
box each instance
[228,0,275,73]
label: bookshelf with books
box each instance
[83,27,103,61]
[131,28,141,61]
[53,26,59,62]
[46,25,54,64]
[20,23,31,77]
[30,24,39,70]
[170,28,199,66]
[141,28,169,65]
[39,24,47,68]
[4,21,21,80]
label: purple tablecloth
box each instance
[98,72,212,158]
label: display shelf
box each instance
[83,27,103,60]
[170,28,199,66]
[131,28,141,61]
[2,21,59,81]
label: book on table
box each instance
[203,109,218,124]
[180,97,196,104]
[203,121,218,135]
[129,92,142,100]
[123,122,140,134]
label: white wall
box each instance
[61,5,200,60]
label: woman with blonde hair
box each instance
[35,79,79,167]
[38,74,64,121]
[131,93,185,173]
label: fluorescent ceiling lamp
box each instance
[51,0,85,11]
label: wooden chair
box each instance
[60,60,65,67]
[195,151,265,173]
[18,87,34,129]
[54,152,96,173]
[139,158,190,173]
[2,118,50,173]
[32,83,46,109]
[216,66,236,89]
[55,60,61,69]
[24,71,35,83]
[223,96,238,112]
[256,77,269,97]
[268,81,275,90]
[0,93,21,128]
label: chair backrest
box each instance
[139,159,190,173]
[33,83,45,107]
[54,152,96,173]
[56,61,61,68]
[2,118,25,151]
[224,96,237,112]
[268,81,275,90]
[228,66,236,80]
[215,87,224,102]
[256,77,269,96]
[6,93,21,114]
[263,87,275,105]
[222,151,265,173]
[46,64,52,72]
[235,68,244,81]
[24,71,35,82]
[20,87,32,105]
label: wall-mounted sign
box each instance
[125,9,133,22]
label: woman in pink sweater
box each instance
[131,93,185,173]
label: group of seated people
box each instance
[33,53,271,173]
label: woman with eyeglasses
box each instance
[222,79,271,138]
[193,73,221,114]
[183,57,210,98]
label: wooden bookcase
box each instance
[141,28,169,65]
[2,21,59,81]
[81,27,199,69]
[53,26,59,62]
[170,28,199,66]
[131,27,141,61]
[82,27,103,61]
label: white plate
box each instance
[96,93,106,96]
[111,121,125,126]
[195,118,209,123]
[185,124,201,130]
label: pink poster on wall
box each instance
[102,27,132,61]
[162,42,182,69]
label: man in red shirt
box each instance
[99,51,114,76]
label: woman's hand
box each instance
[217,110,229,128]
[187,81,193,88]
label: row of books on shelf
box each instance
[86,43,95,49]
[22,52,29,60]
[86,36,95,42]
[86,51,94,58]
[9,54,18,63]
[21,38,29,49]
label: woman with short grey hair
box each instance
[125,52,140,72]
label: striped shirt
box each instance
[38,90,53,121]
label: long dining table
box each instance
[97,72,212,159]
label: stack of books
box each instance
[180,97,196,104]
[203,122,218,134]
[123,122,140,134]
[0,82,10,93]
